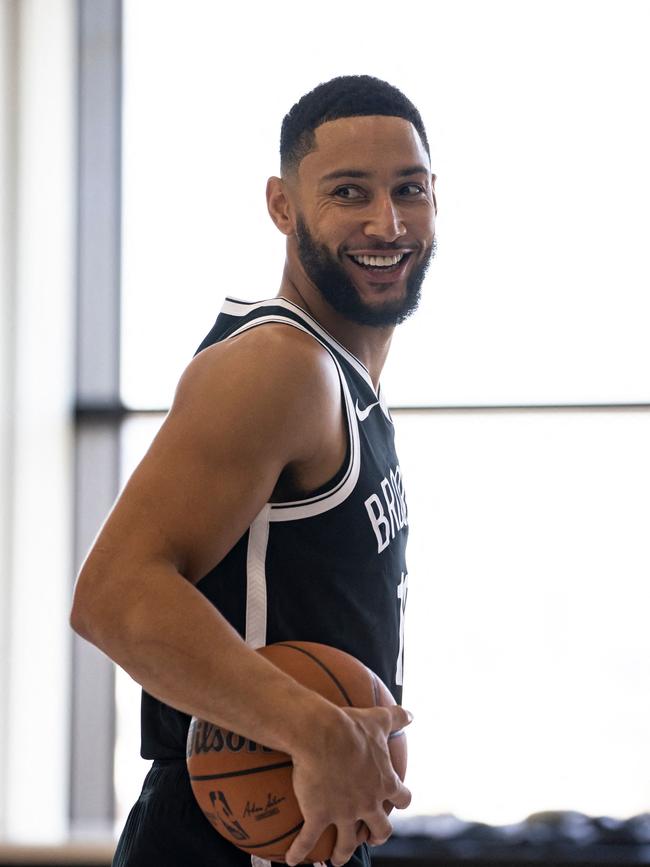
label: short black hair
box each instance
[280,75,430,177]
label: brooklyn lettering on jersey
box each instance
[364,463,408,554]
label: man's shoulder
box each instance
[195,317,336,382]
[175,317,342,431]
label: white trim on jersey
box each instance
[220,296,377,396]
[245,504,271,648]
[222,315,362,522]
[378,383,392,423]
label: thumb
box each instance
[388,705,413,736]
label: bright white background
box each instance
[122,0,650,409]
[0,0,75,842]
[116,408,650,826]
[116,0,650,832]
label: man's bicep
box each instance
[112,412,283,584]
[92,336,313,586]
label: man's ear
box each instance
[266,176,295,236]
[431,173,438,216]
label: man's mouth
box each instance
[346,251,413,276]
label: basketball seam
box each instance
[238,821,305,850]
[189,759,292,781]
[273,643,354,706]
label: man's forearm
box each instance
[70,559,343,757]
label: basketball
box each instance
[186,641,407,863]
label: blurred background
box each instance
[1,0,649,863]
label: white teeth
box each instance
[351,253,405,267]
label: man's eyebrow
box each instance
[397,164,430,178]
[320,169,371,181]
[319,164,430,183]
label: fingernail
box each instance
[406,710,414,722]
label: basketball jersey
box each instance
[141,296,409,760]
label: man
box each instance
[71,74,437,867]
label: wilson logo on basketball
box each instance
[187,720,273,758]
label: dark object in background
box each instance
[375,811,650,864]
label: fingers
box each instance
[355,820,370,844]
[285,820,323,866]
[285,704,413,865]
[331,814,392,865]
[330,824,359,867]
[387,704,414,735]
[364,813,393,847]
[387,778,412,810]
[291,815,394,867]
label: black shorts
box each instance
[113,760,372,867]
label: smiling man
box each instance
[71,75,437,867]
[276,96,436,335]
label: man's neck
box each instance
[276,268,394,390]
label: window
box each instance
[111,0,650,832]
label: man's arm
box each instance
[70,323,411,866]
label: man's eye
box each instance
[399,184,425,196]
[334,186,364,199]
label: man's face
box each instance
[290,115,437,327]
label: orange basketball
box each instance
[186,641,407,863]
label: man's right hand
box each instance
[285,703,413,867]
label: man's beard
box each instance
[294,214,436,327]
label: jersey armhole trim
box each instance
[222,315,361,522]
[221,296,376,395]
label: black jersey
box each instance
[141,297,409,760]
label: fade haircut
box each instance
[280,75,430,177]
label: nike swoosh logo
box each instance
[355,399,380,421]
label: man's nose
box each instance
[363,193,407,242]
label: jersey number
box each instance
[396,572,408,686]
